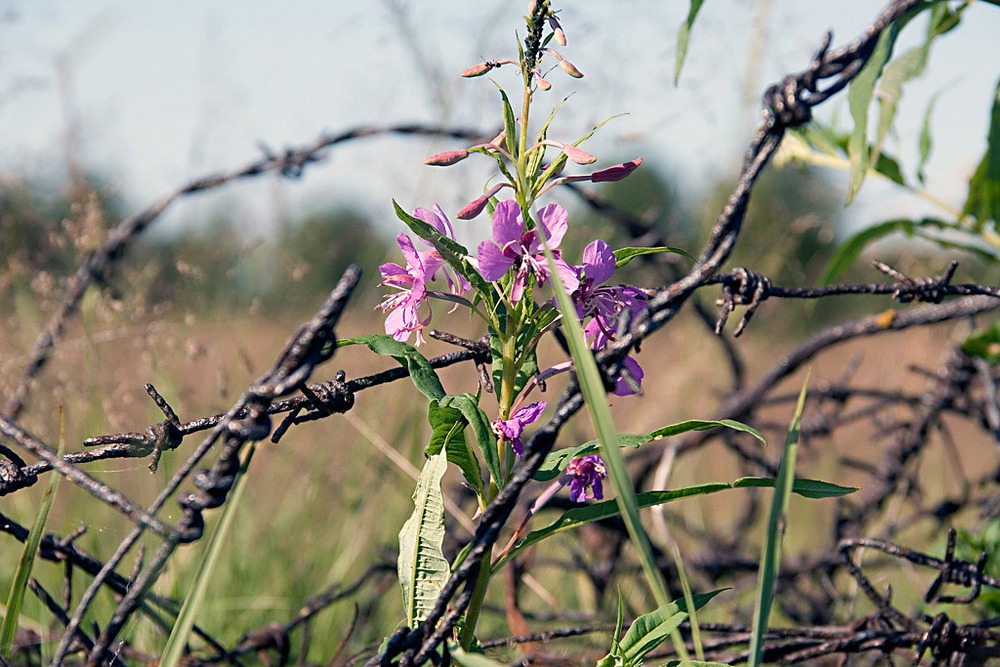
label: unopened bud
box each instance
[535,72,552,90]
[548,16,567,45]
[424,149,470,166]
[457,183,508,220]
[490,130,506,148]
[542,140,596,165]
[546,49,583,78]
[461,62,493,78]
[591,157,643,183]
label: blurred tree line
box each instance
[3,161,989,332]
[0,174,387,322]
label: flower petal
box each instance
[536,203,568,248]
[491,199,524,246]
[477,240,515,282]
[512,401,546,427]
[612,355,644,397]
[582,239,616,285]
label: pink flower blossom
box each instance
[477,200,579,302]
[377,234,434,345]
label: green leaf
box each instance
[674,0,705,84]
[534,419,765,482]
[1,411,65,656]
[392,201,494,301]
[962,78,1000,231]
[621,590,724,666]
[820,217,946,284]
[496,84,519,159]
[613,246,694,268]
[339,334,445,400]
[440,393,501,492]
[748,378,808,667]
[732,476,857,499]
[162,440,259,667]
[499,484,732,567]
[427,400,485,496]
[962,318,1000,363]
[398,451,451,628]
[917,91,942,185]
[846,21,902,203]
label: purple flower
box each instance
[571,239,649,395]
[565,454,607,502]
[477,200,579,302]
[492,401,546,457]
[377,234,433,345]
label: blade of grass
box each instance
[160,441,259,667]
[1,409,65,657]
[748,376,808,667]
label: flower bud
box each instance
[546,49,583,78]
[461,62,493,78]
[424,149,470,166]
[548,16,567,45]
[541,140,596,165]
[590,157,643,183]
[489,130,506,148]
[457,183,508,220]
[535,73,552,90]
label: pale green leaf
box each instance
[674,0,706,84]
[398,451,451,628]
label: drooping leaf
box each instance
[674,0,706,84]
[339,334,445,400]
[620,590,724,666]
[441,393,501,492]
[427,399,484,496]
[398,451,451,628]
[534,419,765,482]
[613,246,695,269]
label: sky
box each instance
[1,1,998,246]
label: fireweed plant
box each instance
[347,1,850,658]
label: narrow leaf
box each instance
[674,0,706,84]
[748,378,808,667]
[733,476,857,499]
[443,393,501,493]
[613,246,695,268]
[499,484,732,567]
[398,451,451,628]
[339,334,445,400]
[161,441,259,667]
[1,411,64,656]
[846,21,902,202]
[534,418,764,482]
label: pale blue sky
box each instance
[1,1,997,244]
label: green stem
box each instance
[460,554,494,650]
